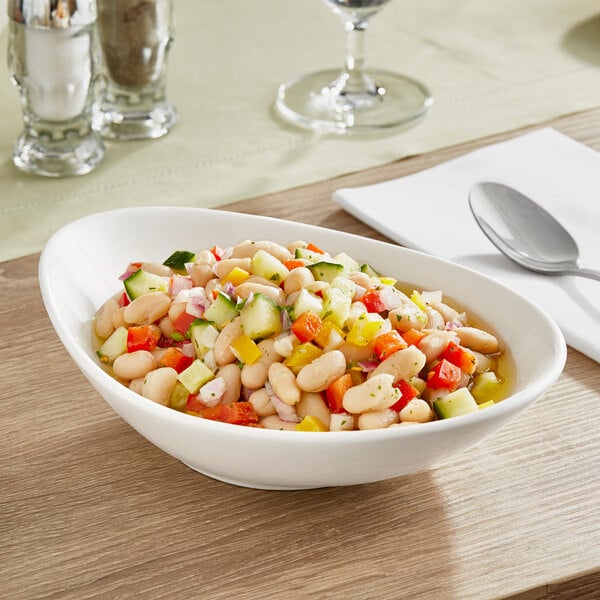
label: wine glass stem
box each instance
[335,19,378,96]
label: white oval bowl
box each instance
[39,207,566,490]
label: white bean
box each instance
[94,297,120,339]
[338,341,375,363]
[124,292,171,326]
[296,392,331,429]
[129,377,144,395]
[296,350,347,393]
[141,262,173,277]
[190,263,216,287]
[142,367,178,406]
[425,308,445,330]
[218,363,242,405]
[418,331,458,364]
[213,317,243,366]
[388,306,426,333]
[370,345,426,382]
[472,351,492,374]
[232,239,292,262]
[113,350,156,381]
[249,388,276,417]
[329,413,355,431]
[235,282,286,305]
[268,362,301,405]
[283,267,314,294]
[358,409,399,430]
[342,373,401,413]
[399,399,435,423]
[241,338,281,389]
[260,415,298,431]
[214,257,252,279]
[112,306,128,330]
[455,327,499,354]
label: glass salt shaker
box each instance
[96,0,177,140]
[7,0,105,177]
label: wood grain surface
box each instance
[2,109,600,600]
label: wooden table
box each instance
[2,109,600,600]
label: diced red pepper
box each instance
[361,289,387,313]
[117,291,130,307]
[306,242,324,254]
[374,330,407,361]
[172,309,197,336]
[402,328,426,347]
[159,347,194,373]
[427,359,462,391]
[127,325,160,353]
[439,341,477,375]
[391,378,418,412]
[196,402,259,425]
[326,373,353,413]
[291,311,323,343]
[185,394,206,413]
[210,246,223,261]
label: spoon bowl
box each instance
[468,182,600,281]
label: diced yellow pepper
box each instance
[346,313,384,346]
[284,342,323,371]
[477,400,495,410]
[410,290,427,312]
[230,334,262,364]
[313,320,345,349]
[295,415,328,432]
[379,277,397,286]
[222,267,250,286]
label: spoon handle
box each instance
[574,267,600,282]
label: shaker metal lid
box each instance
[8,0,96,27]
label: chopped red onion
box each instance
[118,263,141,281]
[199,378,225,407]
[265,381,300,422]
[170,275,193,298]
[180,342,196,357]
[357,360,378,372]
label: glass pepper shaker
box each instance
[96,0,177,140]
[7,0,105,177]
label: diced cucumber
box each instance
[240,293,282,340]
[307,261,344,284]
[188,319,219,358]
[96,326,128,363]
[291,289,323,320]
[203,292,239,329]
[470,371,503,404]
[163,250,196,274]
[333,252,360,274]
[169,381,190,410]
[251,249,289,284]
[321,277,355,328]
[178,359,215,394]
[295,247,326,263]
[124,268,169,299]
[361,263,380,278]
[433,388,479,419]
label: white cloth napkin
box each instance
[333,128,600,363]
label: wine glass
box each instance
[276,0,432,135]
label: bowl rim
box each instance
[39,206,568,443]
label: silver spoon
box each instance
[468,181,600,282]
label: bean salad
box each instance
[93,239,508,431]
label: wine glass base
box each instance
[12,131,105,178]
[100,102,177,141]
[276,69,432,135]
